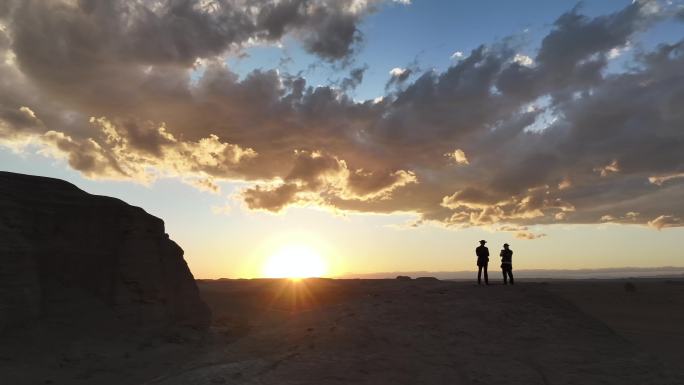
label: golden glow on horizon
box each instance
[262,244,328,278]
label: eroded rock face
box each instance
[0,172,210,331]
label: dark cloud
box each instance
[340,65,367,91]
[2,0,684,230]
[536,3,642,76]
[385,55,421,90]
[7,0,377,70]
[346,169,416,198]
[385,67,413,90]
[497,1,653,102]
[243,183,300,212]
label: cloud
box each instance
[600,215,616,222]
[451,51,464,60]
[515,231,547,240]
[6,0,386,65]
[385,66,413,89]
[512,53,534,67]
[649,172,684,186]
[243,183,301,212]
[239,150,417,212]
[594,160,620,177]
[600,211,641,224]
[5,115,258,187]
[497,224,546,240]
[346,168,417,199]
[340,66,367,91]
[2,1,684,229]
[445,149,469,165]
[389,67,409,77]
[607,41,632,59]
[648,215,682,230]
[441,186,575,225]
[498,225,528,232]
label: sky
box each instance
[1,0,684,278]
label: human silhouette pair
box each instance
[475,240,514,285]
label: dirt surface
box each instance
[2,278,683,384]
[545,279,684,373]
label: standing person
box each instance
[475,240,489,285]
[500,243,514,285]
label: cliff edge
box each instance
[0,171,210,331]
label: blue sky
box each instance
[228,0,684,101]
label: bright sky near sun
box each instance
[2,0,684,278]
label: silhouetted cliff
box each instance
[0,171,210,331]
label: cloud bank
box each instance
[1,0,684,230]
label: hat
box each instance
[503,243,509,246]
[479,240,487,244]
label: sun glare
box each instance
[262,245,328,279]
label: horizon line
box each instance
[198,266,684,280]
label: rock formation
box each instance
[0,171,210,331]
[415,276,439,281]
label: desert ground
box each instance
[2,278,684,385]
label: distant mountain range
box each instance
[337,266,684,280]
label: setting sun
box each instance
[262,245,328,279]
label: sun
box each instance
[262,244,328,279]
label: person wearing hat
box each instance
[475,240,489,285]
[500,243,514,285]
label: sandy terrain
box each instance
[2,278,684,384]
[545,279,684,372]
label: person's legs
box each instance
[477,265,482,284]
[483,264,489,284]
[508,269,514,285]
[502,268,508,284]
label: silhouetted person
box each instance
[475,240,489,285]
[500,243,514,285]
